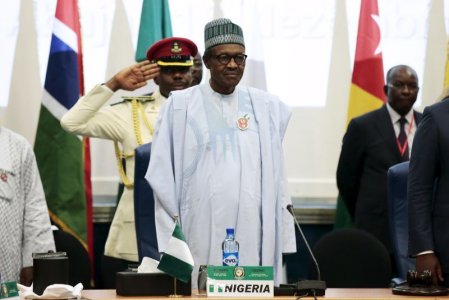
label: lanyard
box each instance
[396,114,414,157]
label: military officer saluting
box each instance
[61,37,198,285]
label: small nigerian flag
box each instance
[157,223,194,282]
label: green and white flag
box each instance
[157,223,194,283]
[135,0,173,62]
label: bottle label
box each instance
[223,252,239,266]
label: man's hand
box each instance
[416,253,444,285]
[19,267,33,286]
[105,60,160,92]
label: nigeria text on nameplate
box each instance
[207,266,274,297]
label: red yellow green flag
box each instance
[335,0,385,228]
[346,0,385,123]
[442,39,449,95]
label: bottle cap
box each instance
[226,228,234,234]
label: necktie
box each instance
[398,117,409,161]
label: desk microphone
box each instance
[286,204,326,297]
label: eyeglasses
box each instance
[387,82,419,92]
[214,54,248,65]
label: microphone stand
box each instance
[287,204,326,297]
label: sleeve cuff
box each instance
[416,250,434,256]
[100,84,114,93]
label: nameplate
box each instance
[0,282,19,299]
[207,266,274,297]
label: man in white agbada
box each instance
[0,127,55,285]
[145,18,297,287]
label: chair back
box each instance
[387,161,415,280]
[53,229,91,288]
[134,142,159,261]
[312,228,392,288]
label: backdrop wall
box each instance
[0,0,447,203]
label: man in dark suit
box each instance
[337,65,422,262]
[408,97,449,286]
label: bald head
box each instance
[386,65,418,84]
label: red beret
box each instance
[146,37,198,67]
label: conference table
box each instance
[81,289,449,299]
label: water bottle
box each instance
[222,228,239,266]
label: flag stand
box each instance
[169,216,182,298]
[168,277,182,298]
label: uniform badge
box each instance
[236,114,250,131]
[171,41,182,53]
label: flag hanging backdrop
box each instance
[436,39,449,102]
[335,0,385,228]
[34,0,92,254]
[135,0,173,62]
[157,223,194,283]
[443,39,449,90]
[133,0,173,260]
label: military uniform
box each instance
[61,85,166,261]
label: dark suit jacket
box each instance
[408,100,449,275]
[337,105,422,251]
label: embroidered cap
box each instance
[204,18,245,50]
[146,37,198,67]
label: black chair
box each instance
[311,228,392,288]
[134,142,159,261]
[387,161,415,282]
[53,229,91,288]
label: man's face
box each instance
[385,66,419,116]
[204,44,246,94]
[154,66,192,98]
[191,53,203,86]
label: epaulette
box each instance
[111,95,155,106]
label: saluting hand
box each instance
[105,60,160,92]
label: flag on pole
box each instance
[5,0,42,145]
[135,0,173,62]
[346,0,385,123]
[133,0,173,258]
[157,223,194,283]
[444,40,449,88]
[438,39,449,101]
[335,0,385,228]
[34,0,93,258]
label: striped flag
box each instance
[133,0,173,259]
[135,0,173,62]
[439,39,449,100]
[445,40,449,89]
[34,0,93,261]
[335,0,385,228]
[157,223,194,283]
[346,0,385,123]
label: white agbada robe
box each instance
[0,127,55,282]
[146,84,296,287]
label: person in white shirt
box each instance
[0,127,55,285]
